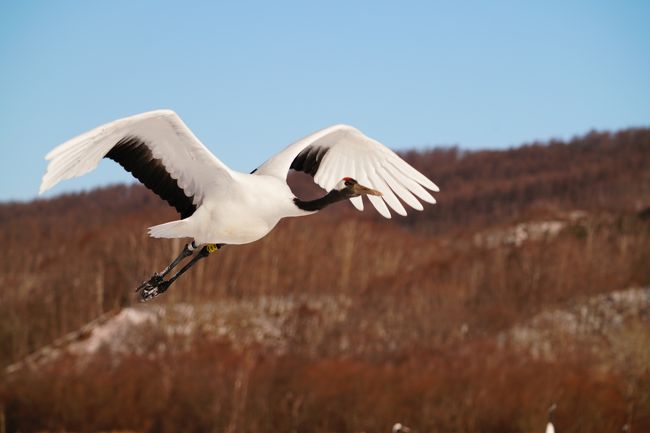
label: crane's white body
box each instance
[150,172,303,244]
[40,110,438,245]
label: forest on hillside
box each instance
[1,128,650,433]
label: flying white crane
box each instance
[40,110,438,301]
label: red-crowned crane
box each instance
[40,110,438,301]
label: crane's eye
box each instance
[342,177,355,187]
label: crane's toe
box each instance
[135,273,163,292]
[137,277,171,302]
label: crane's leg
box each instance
[135,241,197,293]
[137,243,223,302]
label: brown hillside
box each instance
[1,128,649,433]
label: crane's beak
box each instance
[351,182,382,196]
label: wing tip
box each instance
[44,149,57,161]
[392,204,408,217]
[420,178,440,193]
[349,196,364,211]
[39,174,54,195]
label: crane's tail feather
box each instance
[148,220,190,239]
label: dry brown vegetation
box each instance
[1,128,650,432]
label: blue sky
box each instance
[1,0,648,201]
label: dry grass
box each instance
[1,128,650,432]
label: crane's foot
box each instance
[136,274,171,302]
[135,273,163,293]
[134,243,223,302]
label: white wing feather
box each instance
[39,110,233,208]
[256,124,438,218]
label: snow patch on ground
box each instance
[68,308,157,355]
[499,287,650,367]
[475,220,566,248]
[474,211,588,248]
[5,294,354,374]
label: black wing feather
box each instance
[290,146,329,177]
[105,136,197,218]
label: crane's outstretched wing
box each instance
[255,124,439,218]
[40,110,233,218]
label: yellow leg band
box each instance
[206,244,218,254]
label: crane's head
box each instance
[336,177,382,198]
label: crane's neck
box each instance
[293,189,347,212]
